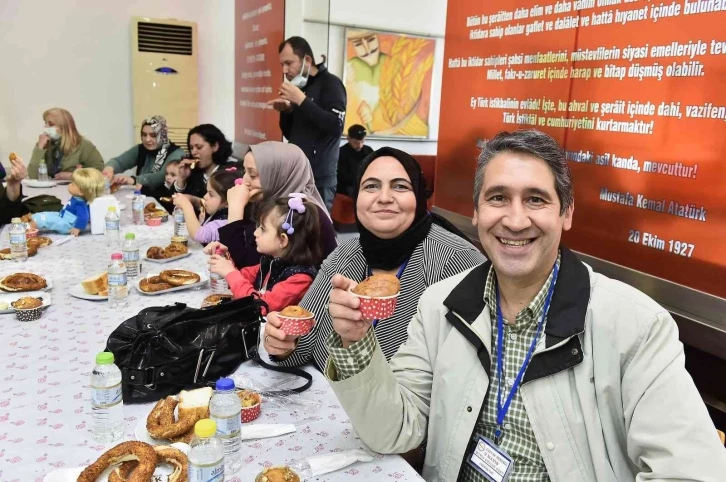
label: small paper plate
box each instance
[68,284,107,301]
[23,179,57,188]
[0,291,51,314]
[43,442,189,482]
[135,272,208,296]
[142,252,192,264]
[0,276,53,293]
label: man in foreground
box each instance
[324,130,726,481]
[269,36,347,211]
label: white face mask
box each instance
[286,59,311,88]
[44,127,60,141]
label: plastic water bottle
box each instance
[38,161,49,182]
[210,248,231,294]
[108,253,128,308]
[90,351,124,443]
[104,177,111,196]
[9,218,28,262]
[105,206,120,246]
[132,190,145,225]
[189,419,225,482]
[209,378,242,474]
[122,233,140,278]
[173,205,188,242]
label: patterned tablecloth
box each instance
[0,185,423,482]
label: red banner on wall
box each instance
[234,0,285,145]
[436,0,726,298]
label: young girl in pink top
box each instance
[208,194,323,313]
[172,167,241,245]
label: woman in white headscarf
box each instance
[102,115,185,189]
[205,141,337,269]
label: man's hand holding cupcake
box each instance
[329,273,401,348]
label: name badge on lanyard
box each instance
[467,436,514,482]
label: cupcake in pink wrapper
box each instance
[145,216,162,226]
[278,305,315,337]
[350,274,401,321]
[237,390,262,423]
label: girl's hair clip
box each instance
[225,167,237,172]
[282,193,306,235]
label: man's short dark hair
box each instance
[347,124,367,140]
[473,130,574,215]
[279,36,314,61]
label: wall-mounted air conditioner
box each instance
[131,17,198,151]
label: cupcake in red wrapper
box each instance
[145,216,162,226]
[238,390,262,423]
[350,274,400,321]
[278,305,315,337]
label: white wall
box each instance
[295,0,447,155]
[0,0,234,167]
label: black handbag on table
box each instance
[106,296,312,404]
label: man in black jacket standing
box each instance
[269,36,347,211]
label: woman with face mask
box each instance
[102,115,185,189]
[28,108,104,180]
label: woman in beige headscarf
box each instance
[205,141,336,269]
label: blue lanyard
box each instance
[494,262,559,444]
[366,258,409,327]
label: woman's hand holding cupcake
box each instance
[263,313,302,356]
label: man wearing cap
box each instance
[336,124,374,198]
[323,129,726,481]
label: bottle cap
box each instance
[111,253,123,260]
[108,206,117,212]
[95,352,114,364]
[215,248,226,256]
[194,419,217,438]
[134,190,141,195]
[11,217,21,223]
[125,233,135,240]
[215,378,235,391]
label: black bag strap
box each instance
[253,355,313,393]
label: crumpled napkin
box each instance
[290,448,375,478]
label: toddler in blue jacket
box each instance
[29,168,104,236]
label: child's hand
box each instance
[172,193,192,208]
[69,228,81,237]
[208,254,236,278]
[204,242,228,256]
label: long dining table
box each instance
[0,182,423,482]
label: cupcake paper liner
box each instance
[241,392,262,423]
[278,315,315,337]
[351,291,399,321]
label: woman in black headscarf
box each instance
[261,146,486,370]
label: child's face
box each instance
[254,212,287,257]
[68,182,83,198]
[202,181,225,215]
[165,164,179,186]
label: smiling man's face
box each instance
[473,151,573,284]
